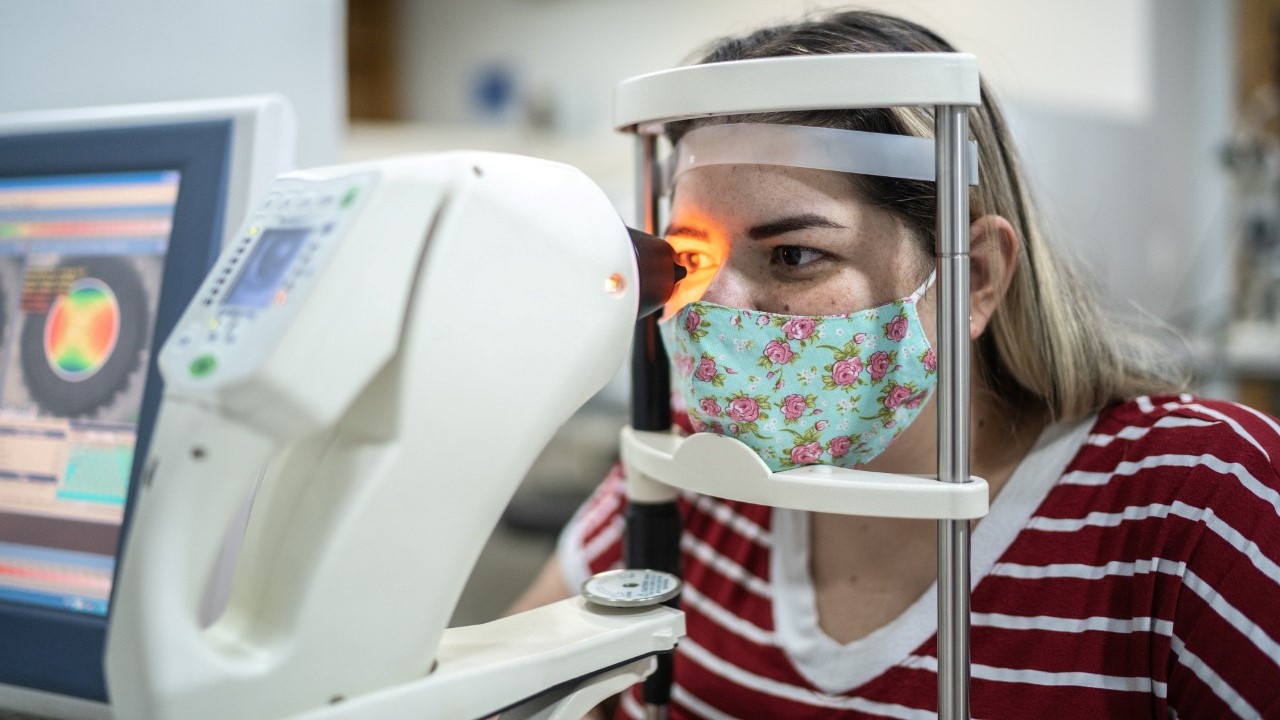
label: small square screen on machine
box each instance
[223,228,310,308]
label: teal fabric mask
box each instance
[659,274,937,471]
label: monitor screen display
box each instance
[0,103,291,710]
[0,171,179,616]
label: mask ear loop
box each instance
[909,269,938,303]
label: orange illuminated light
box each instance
[663,218,727,318]
[274,289,288,306]
[606,273,625,295]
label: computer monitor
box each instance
[0,97,295,718]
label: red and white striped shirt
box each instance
[558,395,1280,718]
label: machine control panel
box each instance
[163,172,377,381]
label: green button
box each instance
[340,187,359,208]
[190,354,217,377]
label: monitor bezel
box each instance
[0,96,293,712]
[0,120,232,704]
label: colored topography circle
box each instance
[43,278,120,382]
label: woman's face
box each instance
[664,163,931,318]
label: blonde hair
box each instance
[670,10,1186,422]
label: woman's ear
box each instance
[968,215,1019,340]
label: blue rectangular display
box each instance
[223,228,310,308]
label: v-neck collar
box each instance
[769,416,1096,694]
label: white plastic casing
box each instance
[622,428,988,519]
[105,152,677,719]
[615,53,980,130]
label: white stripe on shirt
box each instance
[683,583,777,646]
[690,493,773,547]
[1058,453,1280,520]
[1136,395,1280,467]
[991,556,1187,581]
[584,515,624,565]
[680,637,937,719]
[674,684,743,720]
[1175,402,1273,463]
[1170,634,1259,718]
[579,476,623,532]
[620,689,644,719]
[993,557,1280,671]
[1234,401,1280,447]
[681,534,772,599]
[1139,395,1280,467]
[1183,568,1280,670]
[1085,417,1215,447]
[1029,501,1280,588]
[1028,501,1176,531]
[904,654,1167,697]
[971,611,1173,636]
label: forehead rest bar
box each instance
[615,52,980,133]
[668,123,979,192]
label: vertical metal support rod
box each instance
[636,134,659,238]
[935,105,972,720]
[631,133,670,431]
[628,132,676,720]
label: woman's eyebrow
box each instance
[663,224,709,240]
[747,213,846,241]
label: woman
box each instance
[514,10,1280,718]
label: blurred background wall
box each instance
[0,0,346,168]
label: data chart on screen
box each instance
[0,171,177,615]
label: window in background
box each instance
[1227,0,1280,415]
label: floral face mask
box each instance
[659,274,937,472]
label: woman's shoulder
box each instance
[1094,393,1280,457]
[1070,393,1280,504]
[1055,396,1280,717]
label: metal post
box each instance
[631,133,670,431]
[935,105,972,720]
[629,131,676,720]
[635,134,659,236]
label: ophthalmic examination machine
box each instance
[104,151,687,720]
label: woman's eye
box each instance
[675,250,718,274]
[771,245,825,267]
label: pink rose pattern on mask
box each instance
[764,340,795,365]
[660,276,936,472]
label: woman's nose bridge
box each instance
[701,261,750,307]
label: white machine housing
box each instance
[106,152,682,719]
